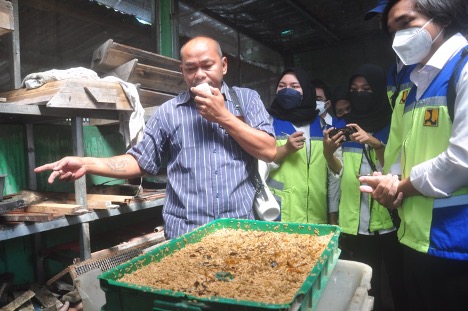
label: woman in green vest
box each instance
[325,64,406,311]
[267,67,340,224]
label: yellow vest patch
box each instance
[399,89,409,105]
[424,108,439,127]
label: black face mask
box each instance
[349,91,373,113]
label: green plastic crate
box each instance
[99,219,341,311]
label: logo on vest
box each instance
[424,108,439,127]
[399,89,409,105]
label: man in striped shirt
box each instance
[35,36,276,239]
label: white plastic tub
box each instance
[316,259,374,311]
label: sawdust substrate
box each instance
[119,228,333,305]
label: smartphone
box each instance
[329,127,356,141]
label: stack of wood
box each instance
[0,282,74,311]
[91,39,185,121]
[0,188,165,225]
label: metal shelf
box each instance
[0,197,165,241]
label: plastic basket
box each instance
[99,219,341,311]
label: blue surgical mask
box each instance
[275,88,302,110]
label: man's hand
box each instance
[191,86,229,123]
[359,172,404,209]
[34,156,86,184]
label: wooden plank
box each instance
[61,199,119,210]
[67,193,133,203]
[138,87,174,108]
[107,58,138,82]
[86,201,119,210]
[87,119,119,126]
[91,39,181,73]
[0,79,133,112]
[0,211,57,222]
[133,192,166,201]
[30,284,63,310]
[0,0,14,37]
[46,79,132,111]
[84,86,118,105]
[90,38,114,72]
[90,230,166,259]
[18,190,69,205]
[0,80,68,105]
[12,292,34,311]
[144,105,158,121]
[45,267,70,289]
[1,290,35,311]
[129,64,185,95]
[26,203,83,215]
[0,102,124,120]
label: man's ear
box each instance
[222,56,228,75]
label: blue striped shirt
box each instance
[128,82,274,239]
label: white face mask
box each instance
[316,100,327,115]
[392,18,443,65]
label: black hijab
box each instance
[344,64,392,132]
[268,67,319,124]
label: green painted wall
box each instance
[0,125,27,196]
[0,237,35,284]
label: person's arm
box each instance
[327,170,340,225]
[323,127,343,174]
[192,86,276,162]
[371,139,385,167]
[34,154,144,184]
[219,113,277,162]
[273,131,305,164]
[347,123,386,166]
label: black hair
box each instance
[311,78,332,101]
[383,0,468,37]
